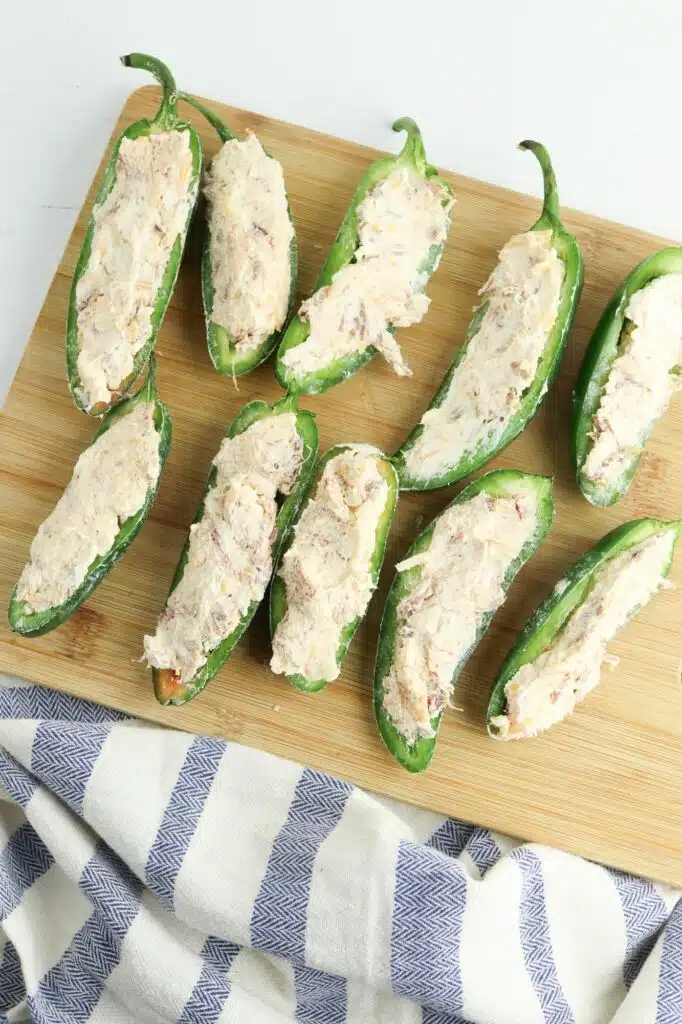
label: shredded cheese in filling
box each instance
[490,530,676,740]
[583,273,682,486]
[75,131,194,411]
[382,491,538,743]
[280,167,452,379]
[270,447,389,683]
[403,230,564,481]
[144,413,303,683]
[15,403,160,614]
[204,133,294,353]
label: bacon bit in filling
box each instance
[382,490,539,744]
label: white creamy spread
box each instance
[490,530,675,740]
[281,167,452,379]
[382,491,538,743]
[204,133,294,352]
[144,413,303,683]
[270,447,389,683]
[583,273,682,486]
[403,230,564,480]
[16,403,160,613]
[75,130,194,411]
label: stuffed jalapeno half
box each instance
[374,470,553,772]
[275,119,453,395]
[270,444,399,691]
[179,93,297,376]
[9,361,170,636]
[145,395,317,706]
[573,248,682,506]
[67,54,202,415]
[487,518,681,740]
[394,141,583,491]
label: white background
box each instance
[1,0,681,405]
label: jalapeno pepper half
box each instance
[487,518,682,739]
[269,444,399,692]
[66,54,202,416]
[274,119,452,395]
[393,141,583,491]
[374,469,553,772]
[178,93,298,377]
[9,360,171,636]
[153,394,318,706]
[573,248,682,507]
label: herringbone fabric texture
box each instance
[0,675,680,1024]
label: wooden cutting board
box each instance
[2,85,682,885]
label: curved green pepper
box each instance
[274,118,452,395]
[270,444,399,692]
[66,53,202,416]
[9,361,171,636]
[393,141,583,491]
[154,393,318,706]
[573,247,682,507]
[487,517,682,735]
[374,469,553,772]
[178,93,298,377]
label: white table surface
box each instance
[1,0,680,407]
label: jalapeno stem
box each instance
[519,140,559,222]
[392,117,427,175]
[178,92,235,143]
[121,53,179,130]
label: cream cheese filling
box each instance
[144,413,303,683]
[583,273,682,486]
[204,132,294,353]
[382,490,538,743]
[270,446,389,683]
[281,167,452,379]
[403,230,564,481]
[16,402,160,614]
[75,130,194,411]
[490,530,676,740]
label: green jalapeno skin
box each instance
[178,93,299,377]
[486,518,682,735]
[8,361,171,637]
[572,248,682,507]
[153,394,318,706]
[269,445,399,692]
[66,54,202,416]
[373,469,553,773]
[274,118,452,395]
[393,141,583,492]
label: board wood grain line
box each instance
[1,85,682,884]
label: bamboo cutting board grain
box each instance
[2,86,682,884]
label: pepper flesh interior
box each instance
[270,446,389,683]
[144,413,303,682]
[583,273,682,487]
[490,530,676,740]
[204,133,294,352]
[75,131,194,412]
[280,168,452,379]
[403,230,564,482]
[382,490,539,743]
[15,402,161,613]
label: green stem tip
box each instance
[519,140,560,222]
[121,53,178,128]
[392,116,427,174]
[178,92,235,143]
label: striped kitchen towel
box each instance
[1,676,681,1024]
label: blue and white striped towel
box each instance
[1,676,681,1024]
